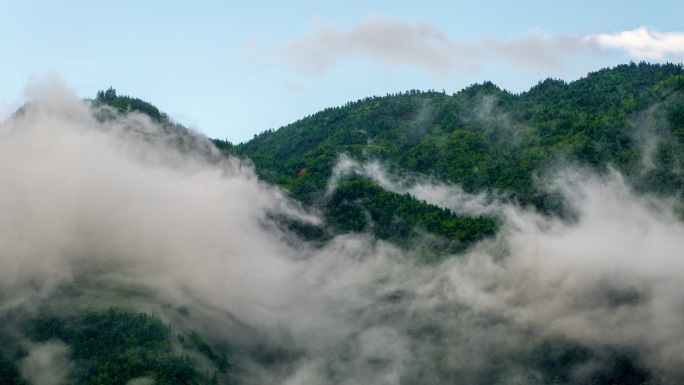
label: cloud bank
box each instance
[271,18,682,79]
[2,81,684,384]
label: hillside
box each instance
[219,62,684,206]
[2,62,684,385]
[213,62,684,257]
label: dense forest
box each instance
[0,308,232,385]
[2,62,684,384]
[217,62,684,208]
[212,62,684,246]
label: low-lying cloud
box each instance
[329,154,501,217]
[2,81,684,384]
[19,340,72,385]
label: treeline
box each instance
[95,87,170,123]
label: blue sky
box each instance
[2,0,683,143]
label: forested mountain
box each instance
[2,62,684,385]
[211,62,684,253]
[218,62,684,207]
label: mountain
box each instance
[2,62,684,385]
[216,61,684,241]
[222,62,684,201]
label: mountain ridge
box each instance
[3,62,683,385]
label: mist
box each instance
[2,81,684,384]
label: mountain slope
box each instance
[218,62,684,213]
[3,63,684,385]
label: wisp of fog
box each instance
[2,80,684,384]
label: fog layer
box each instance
[2,82,684,384]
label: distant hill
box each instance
[211,62,684,241]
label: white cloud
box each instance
[263,19,684,83]
[588,27,684,60]
[271,17,613,79]
[277,16,479,76]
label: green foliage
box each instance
[326,177,497,253]
[0,329,26,385]
[211,139,237,155]
[95,87,170,123]
[27,308,231,385]
[0,355,26,385]
[187,330,230,372]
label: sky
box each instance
[2,0,684,143]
